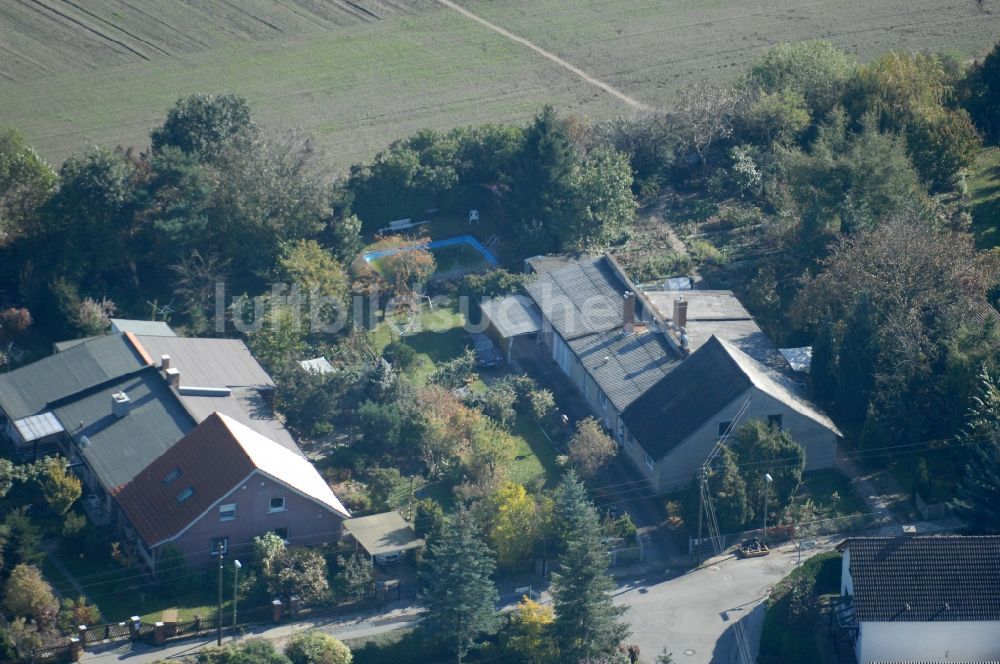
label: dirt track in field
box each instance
[433,0,652,112]
[3,0,1000,169]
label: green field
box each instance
[2,0,999,170]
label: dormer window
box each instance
[176,486,194,503]
[163,468,182,485]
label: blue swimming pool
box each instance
[362,234,499,266]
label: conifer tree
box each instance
[550,472,630,662]
[955,370,1000,532]
[419,509,499,663]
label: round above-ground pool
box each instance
[362,234,499,266]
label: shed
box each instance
[299,357,335,375]
[480,295,542,363]
[342,511,425,559]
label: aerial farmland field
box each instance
[1,0,998,171]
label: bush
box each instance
[2,564,58,626]
[285,631,353,664]
[346,630,451,664]
[57,597,101,635]
[758,552,840,663]
[382,341,419,373]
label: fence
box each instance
[688,511,885,556]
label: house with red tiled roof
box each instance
[0,323,350,573]
[117,412,349,572]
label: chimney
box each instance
[165,367,180,388]
[160,355,170,372]
[111,391,131,419]
[672,296,688,330]
[901,525,917,536]
[622,292,635,335]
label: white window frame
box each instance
[268,497,286,513]
[219,503,237,522]
[176,486,194,503]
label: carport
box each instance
[480,295,542,364]
[342,511,425,561]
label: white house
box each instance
[839,535,1000,664]
[620,335,841,493]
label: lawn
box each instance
[46,546,219,623]
[3,0,996,169]
[969,146,1000,249]
[510,413,561,489]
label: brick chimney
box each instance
[623,292,635,335]
[165,367,180,388]
[160,355,170,372]
[672,296,688,330]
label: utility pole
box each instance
[696,466,706,564]
[216,550,224,646]
[407,476,415,520]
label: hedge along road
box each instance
[433,0,653,113]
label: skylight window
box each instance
[176,487,195,503]
[163,468,183,484]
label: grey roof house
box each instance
[482,254,840,494]
[0,329,347,572]
[839,536,1000,664]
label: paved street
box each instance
[612,540,836,664]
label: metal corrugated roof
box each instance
[567,328,680,412]
[299,357,335,374]
[526,257,628,342]
[110,319,177,337]
[481,295,542,338]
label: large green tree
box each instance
[419,509,499,663]
[550,472,629,662]
[955,370,1000,532]
[965,41,1000,143]
[730,420,806,517]
[510,106,577,252]
[151,94,258,160]
[0,128,56,246]
[745,41,856,117]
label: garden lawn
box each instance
[47,547,218,623]
[510,413,560,488]
[969,146,1000,249]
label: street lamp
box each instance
[762,473,774,548]
[233,560,242,632]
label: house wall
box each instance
[629,387,839,494]
[841,548,854,597]
[151,471,344,569]
[856,620,1000,663]
[545,329,625,442]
